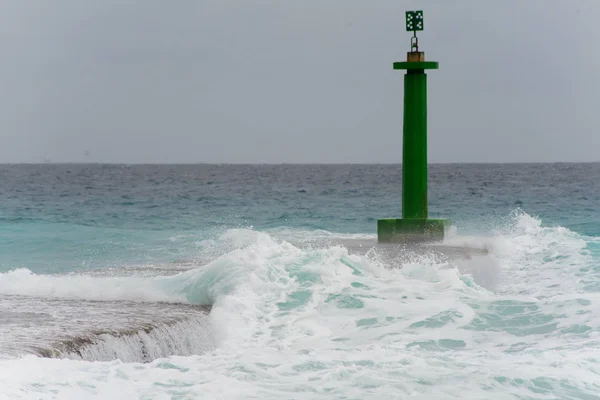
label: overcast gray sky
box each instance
[0,0,598,163]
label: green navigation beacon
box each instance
[377,11,449,243]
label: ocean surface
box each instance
[1,163,600,399]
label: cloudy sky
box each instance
[0,0,598,163]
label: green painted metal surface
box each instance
[377,218,448,243]
[402,69,428,219]
[405,11,424,32]
[393,61,439,70]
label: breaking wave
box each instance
[1,211,600,398]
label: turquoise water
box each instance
[1,163,598,273]
[1,163,600,399]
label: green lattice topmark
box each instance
[406,11,423,32]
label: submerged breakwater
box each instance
[0,292,213,363]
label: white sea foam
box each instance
[0,268,187,304]
[2,212,600,399]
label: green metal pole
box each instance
[402,69,428,220]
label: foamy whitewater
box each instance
[0,213,599,399]
[1,164,599,399]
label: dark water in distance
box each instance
[1,163,598,231]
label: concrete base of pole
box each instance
[377,218,449,243]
